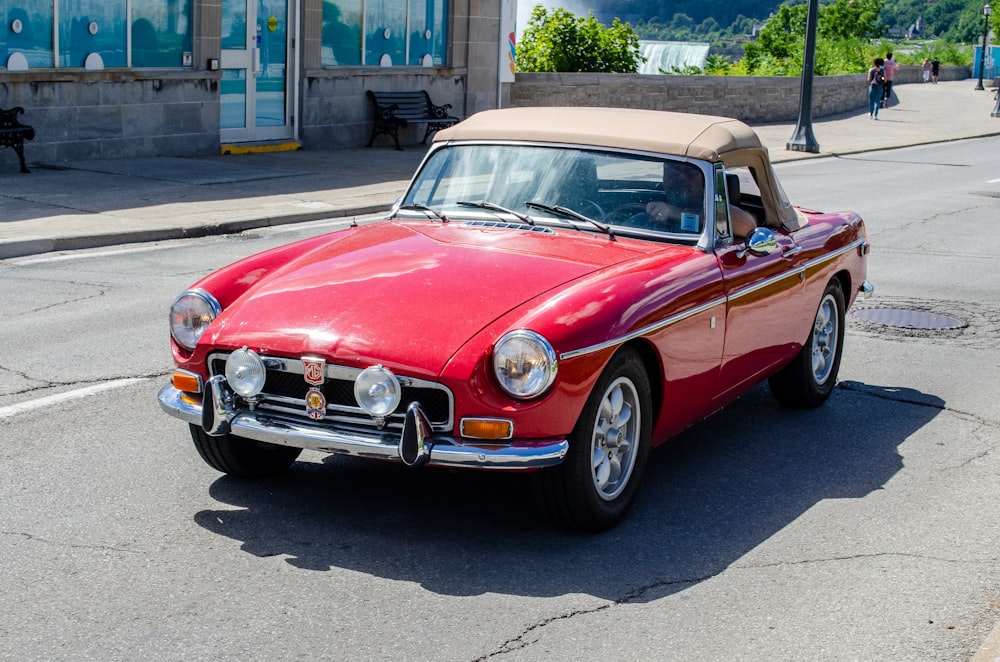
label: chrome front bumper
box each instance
[157,382,568,470]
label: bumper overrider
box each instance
[157,376,569,470]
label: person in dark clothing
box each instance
[867,57,885,119]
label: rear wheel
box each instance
[533,348,652,532]
[189,424,301,478]
[769,279,845,408]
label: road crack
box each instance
[475,575,714,660]
[1,530,144,555]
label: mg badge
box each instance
[305,387,326,420]
[302,357,326,386]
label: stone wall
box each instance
[0,71,220,163]
[508,65,970,122]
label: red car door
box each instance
[713,229,809,403]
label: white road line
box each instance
[0,378,149,420]
[9,244,180,266]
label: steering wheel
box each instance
[564,199,606,221]
[604,203,650,228]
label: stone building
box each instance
[0,0,507,164]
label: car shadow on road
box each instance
[193,381,942,601]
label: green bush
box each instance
[516,6,643,74]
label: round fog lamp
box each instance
[354,365,401,417]
[225,347,266,398]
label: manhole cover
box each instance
[853,307,967,330]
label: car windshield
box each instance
[401,144,707,238]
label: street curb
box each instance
[0,205,391,260]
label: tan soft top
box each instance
[434,107,804,231]
[433,107,763,162]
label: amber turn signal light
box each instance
[172,370,202,394]
[460,418,513,441]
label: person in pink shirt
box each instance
[882,52,900,108]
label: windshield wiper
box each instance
[526,201,616,240]
[456,200,535,226]
[399,203,449,223]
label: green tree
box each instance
[819,0,885,40]
[515,6,643,73]
[742,0,887,75]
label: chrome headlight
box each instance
[355,365,402,417]
[493,330,558,399]
[225,347,266,398]
[169,289,221,351]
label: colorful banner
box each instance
[499,0,517,83]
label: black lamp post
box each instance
[976,3,992,90]
[787,0,820,152]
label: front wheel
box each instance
[532,348,652,532]
[189,424,301,478]
[769,279,846,408]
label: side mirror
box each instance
[737,227,777,258]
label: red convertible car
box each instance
[159,107,872,531]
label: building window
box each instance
[131,0,193,67]
[1,1,191,70]
[58,0,127,68]
[321,0,447,67]
[2,2,55,68]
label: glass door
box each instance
[221,0,292,143]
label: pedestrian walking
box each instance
[931,57,940,84]
[922,57,932,83]
[882,52,900,107]
[867,57,885,119]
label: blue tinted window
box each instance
[131,0,193,67]
[365,1,404,66]
[58,0,127,68]
[322,0,361,66]
[322,0,447,67]
[408,0,446,66]
[2,2,55,68]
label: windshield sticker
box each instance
[680,213,700,232]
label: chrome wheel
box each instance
[590,376,641,501]
[811,292,840,386]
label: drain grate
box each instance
[853,307,968,330]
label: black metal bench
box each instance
[366,90,459,150]
[0,106,35,173]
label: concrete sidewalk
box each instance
[1,79,998,260]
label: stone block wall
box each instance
[508,65,971,122]
[0,71,220,166]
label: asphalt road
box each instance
[0,137,998,661]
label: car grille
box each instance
[208,353,454,432]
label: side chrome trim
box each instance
[726,267,805,303]
[559,296,727,360]
[802,238,865,271]
[158,384,568,470]
[558,237,868,361]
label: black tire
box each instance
[189,424,301,478]
[532,348,652,532]
[769,279,846,408]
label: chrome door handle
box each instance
[782,246,803,259]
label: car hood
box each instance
[204,220,654,377]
